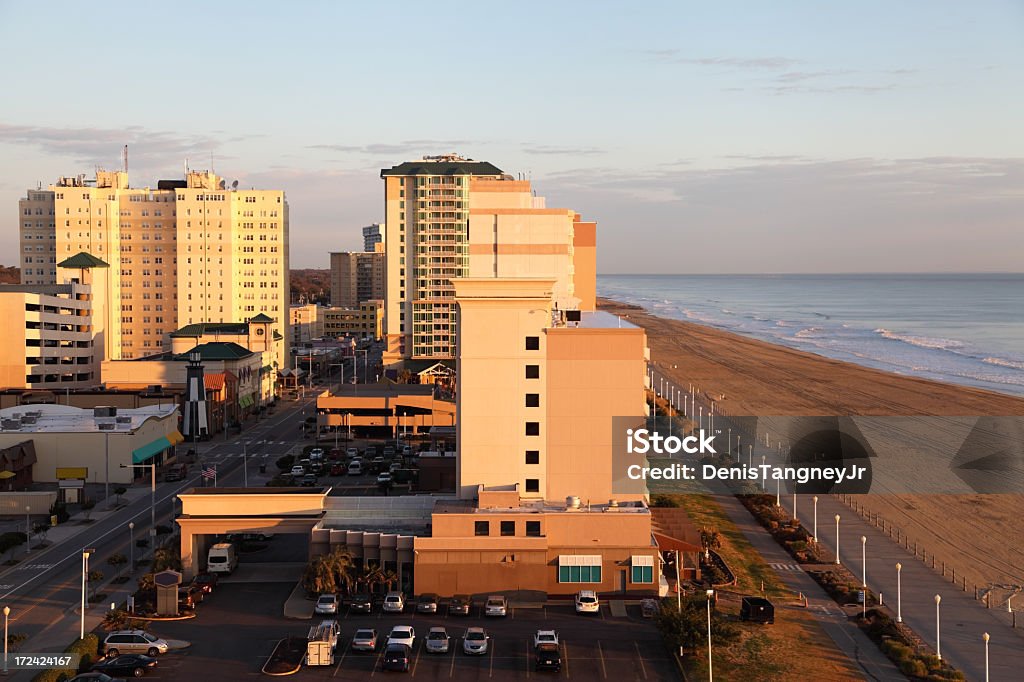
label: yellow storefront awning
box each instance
[0,471,16,480]
[167,430,185,446]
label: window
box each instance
[500,521,515,537]
[525,336,539,350]
[525,450,539,464]
[525,478,539,493]
[525,364,540,379]
[474,521,489,537]
[631,555,654,583]
[525,393,540,407]
[557,555,602,583]
[526,521,541,537]
[525,422,540,436]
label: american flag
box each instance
[201,465,217,480]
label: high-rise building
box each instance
[17,169,289,362]
[361,223,385,252]
[329,251,385,308]
[380,155,597,367]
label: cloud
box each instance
[0,122,238,168]
[521,144,605,156]
[644,51,801,70]
[307,140,474,156]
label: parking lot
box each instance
[149,582,681,680]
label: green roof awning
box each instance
[132,437,171,464]
[58,252,110,269]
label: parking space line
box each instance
[634,641,648,680]
[449,642,457,678]
[370,645,385,677]
[525,640,531,679]
[412,639,422,675]
[332,638,352,677]
[597,640,607,678]
[489,637,495,677]
[563,639,570,678]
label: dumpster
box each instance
[259,464,267,474]
[740,596,775,624]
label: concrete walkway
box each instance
[713,494,905,681]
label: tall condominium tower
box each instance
[329,250,385,308]
[17,169,289,360]
[361,223,385,252]
[380,155,596,367]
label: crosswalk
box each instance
[769,562,804,572]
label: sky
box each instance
[1,1,1022,273]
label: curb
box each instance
[261,637,304,676]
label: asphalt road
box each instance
[150,582,681,681]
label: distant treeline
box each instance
[0,265,20,284]
[291,268,330,304]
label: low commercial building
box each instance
[316,384,455,438]
[322,300,383,341]
[0,404,181,498]
[289,304,324,346]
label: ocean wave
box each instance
[983,357,1024,371]
[794,327,825,338]
[874,328,966,351]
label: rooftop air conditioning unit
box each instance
[93,406,117,418]
[1,419,22,430]
[97,422,115,430]
[116,415,132,424]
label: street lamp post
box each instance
[129,522,135,573]
[835,515,841,565]
[775,476,780,507]
[983,632,990,682]
[24,506,30,555]
[793,491,798,522]
[81,548,95,639]
[935,594,942,661]
[861,535,868,617]
[706,589,715,682]
[2,606,9,675]
[812,496,818,544]
[243,443,248,488]
[896,563,902,622]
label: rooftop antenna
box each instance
[123,145,128,175]
[184,158,189,178]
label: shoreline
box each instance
[598,296,1024,417]
[599,296,1024,588]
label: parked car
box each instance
[290,465,305,477]
[535,643,562,672]
[533,630,559,648]
[484,595,507,617]
[346,447,359,459]
[329,447,342,460]
[101,631,169,657]
[309,448,325,458]
[382,643,411,672]
[315,594,339,615]
[301,473,318,487]
[574,590,600,614]
[462,627,489,655]
[389,462,402,474]
[416,593,438,614]
[191,572,218,594]
[349,593,372,613]
[382,591,404,613]
[351,628,378,652]
[383,447,395,458]
[68,674,125,682]
[177,588,198,611]
[449,594,471,616]
[330,462,346,476]
[163,464,187,482]
[386,625,416,649]
[424,627,450,654]
[91,654,157,678]
[347,460,363,476]
[376,472,393,486]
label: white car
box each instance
[314,594,338,615]
[382,591,404,613]
[346,447,359,458]
[575,590,600,614]
[484,595,507,617]
[290,465,305,477]
[462,627,489,655]
[533,629,559,648]
[425,627,450,654]
[377,472,393,485]
[387,625,416,649]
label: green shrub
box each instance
[881,639,913,663]
[275,454,295,471]
[650,494,679,508]
[899,658,927,678]
[922,654,942,673]
[31,634,99,681]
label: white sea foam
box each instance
[874,328,965,351]
[983,357,1024,371]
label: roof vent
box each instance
[608,499,619,509]
[97,422,115,431]
[565,496,581,510]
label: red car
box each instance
[330,462,347,476]
[328,448,342,460]
[191,572,218,594]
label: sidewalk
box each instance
[713,494,904,681]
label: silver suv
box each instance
[102,630,170,657]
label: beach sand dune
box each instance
[600,297,1024,589]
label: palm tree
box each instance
[379,569,400,593]
[357,564,384,594]
[302,555,337,595]
[700,527,722,561]
[326,548,356,595]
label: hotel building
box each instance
[329,250,385,309]
[380,155,597,367]
[16,169,289,361]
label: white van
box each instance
[207,542,238,574]
[347,460,363,476]
[306,619,341,666]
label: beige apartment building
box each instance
[17,169,289,361]
[380,155,597,367]
[329,250,385,309]
[0,253,114,389]
[289,304,324,345]
[322,300,383,341]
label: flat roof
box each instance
[179,486,331,495]
[433,499,649,514]
[559,310,638,330]
[0,403,177,433]
[325,384,437,399]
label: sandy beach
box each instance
[600,297,1024,589]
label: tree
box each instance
[113,486,127,505]
[101,609,128,631]
[4,633,27,651]
[699,527,722,561]
[32,522,49,547]
[379,569,400,593]
[107,552,128,581]
[87,570,104,599]
[0,532,26,563]
[654,596,739,653]
[302,554,338,595]
[81,499,96,522]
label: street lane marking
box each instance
[449,642,457,678]
[597,639,607,678]
[412,639,421,676]
[489,636,495,677]
[563,639,570,678]
[332,637,352,677]
[634,641,648,680]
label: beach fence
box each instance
[835,493,1021,627]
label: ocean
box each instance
[597,274,1024,397]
